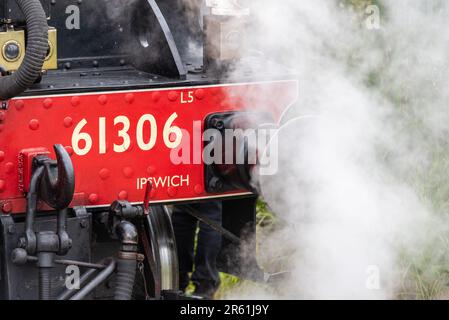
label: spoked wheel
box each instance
[140,205,179,299]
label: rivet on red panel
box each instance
[71,96,81,106]
[43,98,53,109]
[125,93,135,104]
[210,88,220,96]
[123,167,134,178]
[194,184,204,195]
[2,202,12,213]
[195,89,206,100]
[14,100,24,110]
[118,190,128,200]
[29,119,39,130]
[98,95,108,105]
[146,166,156,175]
[88,193,99,204]
[99,168,110,180]
[63,117,73,128]
[152,92,161,102]
[5,162,14,174]
[221,101,231,109]
[168,91,178,102]
[0,180,6,192]
[65,146,74,156]
[167,187,177,197]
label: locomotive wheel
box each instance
[141,205,179,298]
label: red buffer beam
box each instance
[0,80,298,214]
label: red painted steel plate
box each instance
[0,80,298,214]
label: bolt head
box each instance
[3,41,20,61]
[7,224,15,234]
[18,237,27,249]
[2,201,12,213]
[80,219,88,228]
[71,96,81,106]
[118,190,128,200]
[168,91,178,101]
[29,119,39,130]
[11,248,28,265]
[209,177,224,191]
[212,119,225,130]
[194,184,204,195]
[88,193,99,204]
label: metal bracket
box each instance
[129,0,187,79]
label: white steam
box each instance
[224,0,449,299]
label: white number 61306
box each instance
[72,112,183,156]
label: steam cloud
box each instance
[223,0,449,299]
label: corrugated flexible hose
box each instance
[114,221,139,300]
[114,258,137,300]
[0,0,48,100]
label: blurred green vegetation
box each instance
[215,200,274,299]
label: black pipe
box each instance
[70,259,116,300]
[114,221,138,300]
[115,258,138,300]
[57,268,97,300]
[180,204,241,244]
[116,220,139,251]
[0,0,48,100]
[55,259,106,270]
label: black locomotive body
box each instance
[0,0,295,300]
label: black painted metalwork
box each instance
[0,212,92,300]
[0,0,275,300]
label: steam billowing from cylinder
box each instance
[220,0,449,299]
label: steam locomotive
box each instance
[0,0,297,300]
